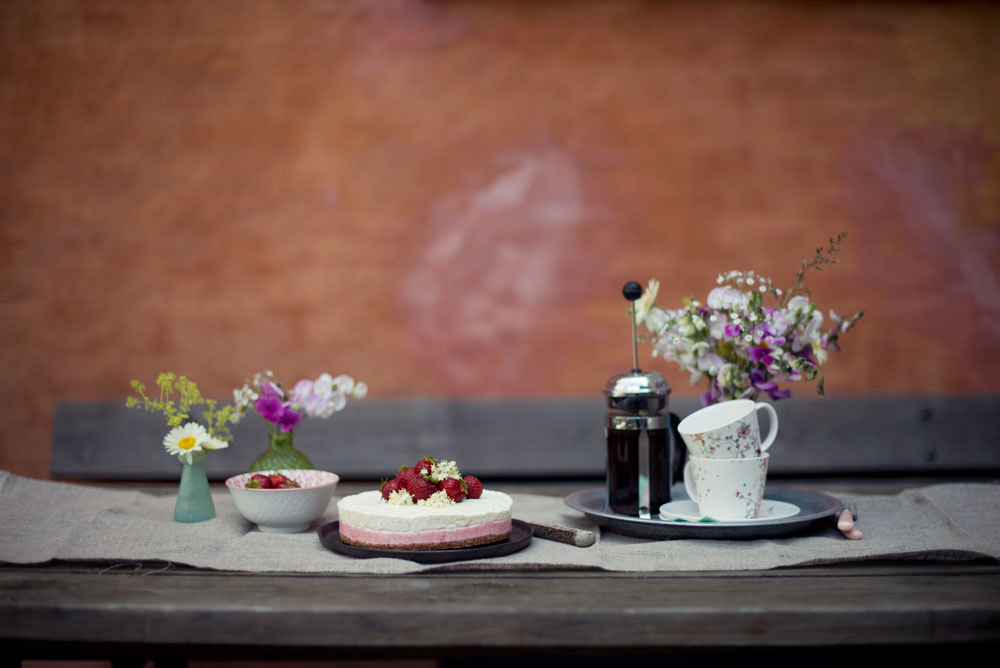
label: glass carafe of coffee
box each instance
[604,282,684,518]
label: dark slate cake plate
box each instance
[318,519,533,563]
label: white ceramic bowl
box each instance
[225,469,339,533]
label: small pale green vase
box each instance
[249,430,315,472]
[174,453,215,523]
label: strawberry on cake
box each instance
[337,457,513,550]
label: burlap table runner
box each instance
[1,471,997,574]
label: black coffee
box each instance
[606,428,671,516]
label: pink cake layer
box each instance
[340,518,512,550]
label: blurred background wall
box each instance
[1,0,998,479]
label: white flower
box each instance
[385,489,414,506]
[812,341,828,365]
[417,490,455,507]
[163,422,210,465]
[202,435,229,451]
[313,373,334,396]
[633,279,660,328]
[746,277,755,285]
[708,313,728,339]
[792,309,824,352]
[707,286,749,311]
[252,370,275,388]
[697,353,725,376]
[787,295,811,316]
[351,382,368,400]
[429,459,461,482]
[332,374,355,395]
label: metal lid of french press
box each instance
[603,371,670,401]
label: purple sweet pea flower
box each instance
[259,381,283,400]
[700,380,723,406]
[751,368,791,401]
[724,323,741,338]
[751,368,777,391]
[254,395,284,423]
[277,407,302,432]
[749,345,772,364]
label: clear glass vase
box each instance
[249,429,315,472]
[174,453,216,523]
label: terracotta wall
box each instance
[1,0,998,478]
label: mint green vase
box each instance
[174,453,215,523]
[249,430,315,472]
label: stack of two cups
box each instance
[676,399,779,521]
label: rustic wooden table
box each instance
[3,480,999,665]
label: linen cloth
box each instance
[1,471,997,574]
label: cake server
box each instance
[523,520,596,547]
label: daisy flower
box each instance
[164,422,210,464]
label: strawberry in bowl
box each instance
[226,469,339,533]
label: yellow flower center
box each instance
[178,436,197,450]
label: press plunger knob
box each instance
[623,281,642,301]
[623,281,642,372]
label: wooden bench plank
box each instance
[51,396,1000,480]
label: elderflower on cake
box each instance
[337,457,512,550]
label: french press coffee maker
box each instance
[603,281,684,518]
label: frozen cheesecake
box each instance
[336,457,513,550]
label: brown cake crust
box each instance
[341,530,510,551]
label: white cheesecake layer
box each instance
[337,490,513,532]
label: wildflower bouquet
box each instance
[635,234,864,406]
[232,370,367,433]
[126,373,236,464]
[233,370,368,471]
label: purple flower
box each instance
[749,345,772,364]
[259,381,283,400]
[751,368,791,401]
[751,368,777,391]
[700,380,723,406]
[277,407,302,433]
[254,395,284,423]
[724,323,741,338]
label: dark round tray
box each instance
[565,486,843,540]
[317,519,533,563]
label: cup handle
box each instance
[682,459,697,502]
[756,402,779,452]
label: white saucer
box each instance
[659,499,801,523]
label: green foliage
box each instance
[126,372,235,441]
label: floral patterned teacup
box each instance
[683,453,770,520]
[677,399,778,459]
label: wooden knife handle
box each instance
[525,521,596,547]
